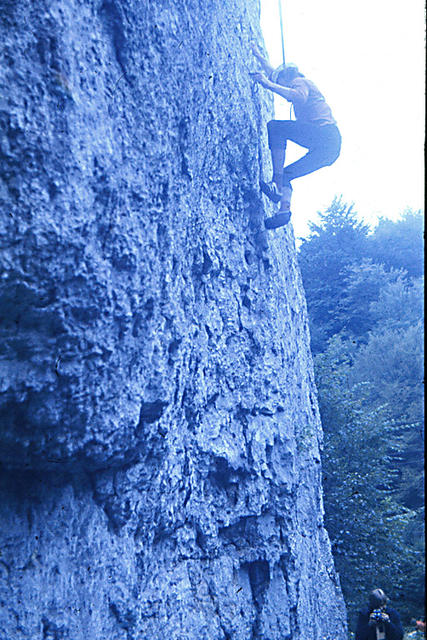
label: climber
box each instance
[250,43,341,229]
[355,588,404,640]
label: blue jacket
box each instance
[355,606,404,640]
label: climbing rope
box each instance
[278,0,285,65]
[277,0,293,119]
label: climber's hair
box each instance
[272,63,304,86]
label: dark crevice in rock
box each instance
[219,515,259,548]
[195,523,210,555]
[103,497,132,533]
[208,456,236,489]
[137,400,168,425]
[167,338,182,358]
[242,559,271,639]
[244,559,270,609]
[42,616,67,640]
[182,487,191,509]
[109,601,137,633]
[181,387,199,430]
[99,0,129,80]
[207,391,219,406]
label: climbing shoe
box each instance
[260,180,282,203]
[265,210,292,229]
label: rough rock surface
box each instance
[0,1,347,638]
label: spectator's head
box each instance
[369,588,388,610]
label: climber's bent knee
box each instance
[267,119,292,148]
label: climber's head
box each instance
[272,63,302,86]
[369,588,388,611]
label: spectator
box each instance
[355,588,404,640]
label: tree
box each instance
[298,197,370,353]
[351,274,424,510]
[367,209,424,278]
[299,198,425,630]
[369,276,424,331]
[351,323,423,427]
[336,261,405,339]
[315,337,414,631]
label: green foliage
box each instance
[369,276,424,331]
[367,210,424,278]
[298,197,370,352]
[351,321,424,518]
[298,205,424,353]
[298,200,425,631]
[337,261,405,338]
[315,338,420,630]
[350,275,424,512]
[351,323,424,427]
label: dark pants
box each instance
[267,120,341,186]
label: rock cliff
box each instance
[0,0,347,638]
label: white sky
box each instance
[259,0,425,239]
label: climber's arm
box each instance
[251,43,275,78]
[270,80,307,105]
[250,73,307,106]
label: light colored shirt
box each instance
[288,77,337,126]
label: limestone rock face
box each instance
[0,1,347,638]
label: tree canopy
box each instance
[298,203,424,632]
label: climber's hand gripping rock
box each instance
[249,71,271,88]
